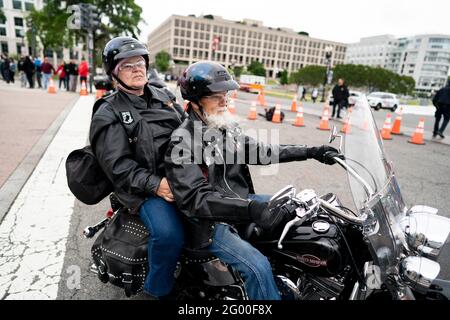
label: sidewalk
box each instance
[0,93,94,299]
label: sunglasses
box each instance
[203,92,232,103]
[118,60,146,72]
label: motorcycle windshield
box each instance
[343,95,407,276]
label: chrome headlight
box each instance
[400,256,440,294]
[400,206,450,260]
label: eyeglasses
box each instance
[203,92,231,103]
[118,60,146,72]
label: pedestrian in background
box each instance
[432,80,450,139]
[34,57,42,88]
[1,54,11,83]
[331,78,349,119]
[68,59,78,92]
[18,57,28,88]
[78,57,89,86]
[41,57,55,89]
[311,87,319,103]
[23,56,35,88]
[301,86,307,101]
[64,61,71,91]
[9,59,16,83]
[55,62,67,89]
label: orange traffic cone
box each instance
[391,107,403,135]
[272,104,282,123]
[231,90,238,100]
[317,106,331,131]
[408,118,426,145]
[80,80,88,96]
[228,98,236,114]
[258,91,266,107]
[381,114,393,140]
[248,102,257,120]
[47,78,56,94]
[291,94,298,112]
[95,89,105,100]
[293,105,305,127]
[341,108,352,134]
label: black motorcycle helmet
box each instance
[178,61,239,103]
[102,36,149,90]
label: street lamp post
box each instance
[320,46,333,103]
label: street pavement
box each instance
[0,85,449,300]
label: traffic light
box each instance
[79,3,90,30]
[88,4,101,29]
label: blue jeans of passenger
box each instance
[139,197,185,297]
[207,194,281,300]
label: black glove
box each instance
[249,200,296,234]
[307,145,343,165]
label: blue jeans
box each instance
[139,197,185,296]
[43,73,52,89]
[207,194,281,300]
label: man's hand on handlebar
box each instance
[307,145,344,165]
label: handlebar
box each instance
[275,155,370,249]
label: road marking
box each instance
[0,96,93,300]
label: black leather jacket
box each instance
[89,84,185,211]
[165,107,310,249]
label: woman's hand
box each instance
[156,178,175,202]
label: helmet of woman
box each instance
[178,61,239,102]
[102,36,149,76]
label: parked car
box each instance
[367,92,399,111]
[348,91,363,106]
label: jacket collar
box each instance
[117,83,170,109]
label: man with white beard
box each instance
[165,61,341,300]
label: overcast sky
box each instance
[135,0,450,44]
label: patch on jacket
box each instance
[120,111,134,125]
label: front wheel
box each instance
[375,103,382,111]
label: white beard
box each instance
[205,111,240,131]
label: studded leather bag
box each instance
[91,207,149,297]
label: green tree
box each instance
[247,60,266,76]
[26,1,74,54]
[155,50,170,73]
[233,66,243,78]
[279,70,288,85]
[26,0,143,66]
[332,64,415,95]
[289,65,326,86]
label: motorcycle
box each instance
[84,95,450,300]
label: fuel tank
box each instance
[255,215,348,277]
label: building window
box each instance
[0,0,4,8]
[13,0,22,10]
[0,27,6,36]
[16,28,24,37]
[25,1,34,11]
[15,17,24,27]
[1,41,8,54]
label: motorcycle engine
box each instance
[264,193,363,300]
